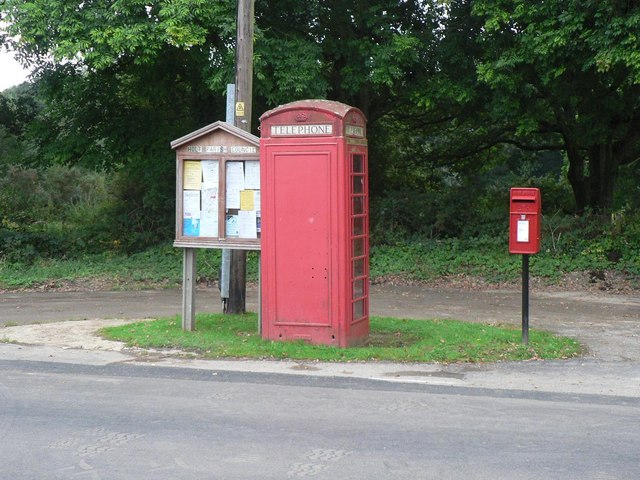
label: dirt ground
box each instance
[1,279,638,362]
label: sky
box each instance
[0,48,31,91]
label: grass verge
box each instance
[100,313,582,363]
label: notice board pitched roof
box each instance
[170,121,259,150]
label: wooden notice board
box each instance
[171,121,261,251]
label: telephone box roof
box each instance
[260,99,366,122]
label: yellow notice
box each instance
[236,102,245,117]
[183,161,202,190]
[240,190,255,211]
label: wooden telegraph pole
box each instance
[227,0,254,314]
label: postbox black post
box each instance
[522,254,530,344]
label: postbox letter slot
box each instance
[512,197,535,202]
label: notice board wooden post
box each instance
[171,121,261,331]
[182,248,196,331]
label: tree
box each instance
[0,84,41,169]
[1,0,241,247]
[252,0,443,195]
[404,0,640,214]
[470,0,640,213]
[6,0,638,231]
[2,0,444,221]
[254,0,441,122]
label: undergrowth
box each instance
[1,233,637,290]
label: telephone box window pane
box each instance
[352,155,364,173]
[353,217,365,235]
[353,258,365,277]
[353,300,364,319]
[353,279,365,298]
[353,196,364,214]
[353,238,364,256]
[352,175,364,194]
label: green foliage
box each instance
[370,239,515,283]
[254,36,329,106]
[99,313,582,363]
[542,209,640,277]
[96,156,175,252]
[0,229,66,264]
[369,210,640,284]
[0,164,114,262]
[253,0,441,120]
[470,0,640,211]
[0,243,248,289]
[2,4,231,243]
[0,244,180,288]
[0,84,42,138]
[0,165,45,225]
[370,144,572,242]
[2,0,236,67]
[0,126,28,169]
[2,0,639,271]
[1,224,636,290]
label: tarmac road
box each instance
[2,284,638,479]
[1,284,639,361]
[1,357,638,480]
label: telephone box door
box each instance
[268,147,335,331]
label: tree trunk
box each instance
[587,141,618,213]
[564,136,619,215]
[565,138,588,214]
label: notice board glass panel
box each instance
[180,158,260,240]
[183,160,216,237]
[224,160,260,239]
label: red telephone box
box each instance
[509,188,541,254]
[259,100,369,347]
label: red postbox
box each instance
[259,100,369,347]
[509,188,541,254]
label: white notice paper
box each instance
[183,190,201,219]
[226,162,244,209]
[244,161,260,189]
[238,210,257,239]
[201,160,219,189]
[517,220,529,243]
[200,187,219,237]
[200,214,218,237]
[201,188,218,214]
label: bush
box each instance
[0,165,47,226]
[0,165,115,261]
[0,228,66,263]
[370,147,576,245]
[0,157,177,261]
[96,156,175,253]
